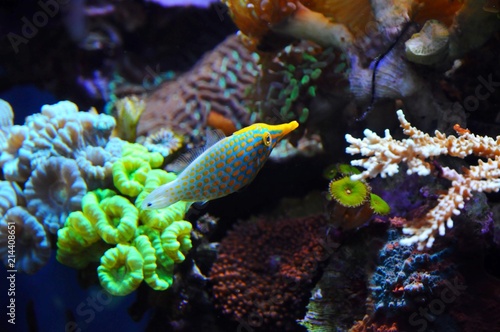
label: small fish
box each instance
[142,121,299,210]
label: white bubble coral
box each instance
[0,206,51,274]
[24,157,87,234]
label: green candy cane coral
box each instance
[57,146,193,296]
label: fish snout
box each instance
[270,121,299,143]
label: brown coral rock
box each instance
[137,34,258,141]
[210,215,328,331]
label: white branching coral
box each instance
[346,109,500,249]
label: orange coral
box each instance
[222,0,301,41]
[414,0,464,26]
[223,0,372,43]
[206,111,237,136]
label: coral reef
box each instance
[111,96,146,142]
[24,157,87,234]
[326,164,390,230]
[346,109,500,249]
[56,148,192,296]
[137,128,184,159]
[369,230,457,317]
[210,215,328,331]
[0,206,51,274]
[142,121,298,210]
[137,34,259,141]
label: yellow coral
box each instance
[161,221,193,263]
[121,143,164,168]
[112,96,146,142]
[112,157,151,197]
[96,195,138,244]
[134,234,174,291]
[97,244,144,296]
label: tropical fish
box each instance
[141,121,299,210]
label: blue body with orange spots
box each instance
[141,121,299,210]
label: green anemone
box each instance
[329,176,369,208]
[369,193,391,215]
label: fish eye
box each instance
[263,132,272,146]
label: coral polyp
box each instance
[329,176,369,208]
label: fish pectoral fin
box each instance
[191,200,209,210]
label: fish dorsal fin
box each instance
[205,129,226,148]
[165,129,226,173]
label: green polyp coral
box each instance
[56,135,190,296]
[112,157,151,197]
[121,142,164,169]
[57,164,192,295]
[96,195,138,244]
[323,163,360,180]
[161,221,193,263]
[251,42,344,127]
[97,243,144,296]
[329,176,369,208]
[134,227,175,291]
[369,193,390,215]
[326,164,390,229]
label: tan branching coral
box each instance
[24,156,87,234]
[0,206,51,274]
[346,109,500,249]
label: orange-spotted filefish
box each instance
[141,121,299,210]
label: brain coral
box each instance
[137,34,259,141]
[210,215,328,331]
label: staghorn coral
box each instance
[346,109,500,249]
[0,206,51,274]
[137,34,259,141]
[210,215,327,331]
[24,156,87,234]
